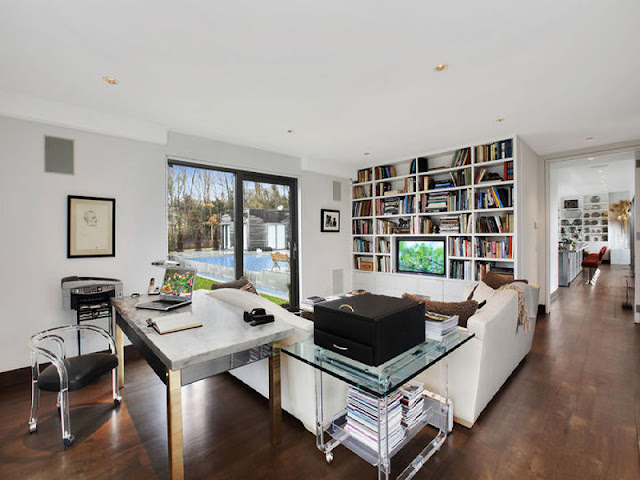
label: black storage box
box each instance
[314,294,425,366]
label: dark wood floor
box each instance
[1,265,639,479]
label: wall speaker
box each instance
[45,136,74,174]
[333,181,341,201]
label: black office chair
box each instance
[27,325,122,446]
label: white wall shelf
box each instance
[352,138,518,282]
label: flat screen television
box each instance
[396,237,446,277]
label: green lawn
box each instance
[194,275,289,307]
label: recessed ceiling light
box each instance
[103,76,118,85]
[587,157,595,161]
[496,117,505,123]
[434,64,448,72]
[363,152,370,156]
[585,136,595,141]
[286,129,293,134]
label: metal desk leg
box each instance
[167,368,184,480]
[115,323,125,389]
[269,341,282,445]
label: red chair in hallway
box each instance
[582,246,607,285]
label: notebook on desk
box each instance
[136,268,196,311]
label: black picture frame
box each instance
[67,195,116,258]
[321,209,340,232]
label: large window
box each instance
[167,160,298,308]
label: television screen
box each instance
[396,238,446,277]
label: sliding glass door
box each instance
[167,160,298,308]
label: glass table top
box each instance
[281,329,474,397]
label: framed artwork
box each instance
[67,195,116,258]
[321,209,340,232]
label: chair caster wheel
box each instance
[63,435,75,447]
[29,424,37,433]
[114,397,122,406]
[325,452,333,463]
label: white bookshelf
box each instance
[351,137,518,282]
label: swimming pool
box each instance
[192,254,289,272]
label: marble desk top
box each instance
[112,292,294,371]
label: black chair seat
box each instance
[38,353,118,392]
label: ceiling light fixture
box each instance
[587,157,595,161]
[286,129,293,134]
[496,117,505,123]
[363,152,370,156]
[434,64,448,72]
[585,136,595,141]
[103,76,118,85]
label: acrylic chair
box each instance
[27,324,122,446]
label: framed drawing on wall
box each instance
[67,195,116,258]
[321,209,340,232]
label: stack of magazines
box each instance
[424,312,459,341]
[400,382,425,429]
[345,387,404,452]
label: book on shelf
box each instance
[357,168,372,183]
[476,237,513,259]
[377,238,391,253]
[352,219,373,235]
[449,148,471,168]
[377,219,396,234]
[475,139,513,163]
[352,200,372,217]
[355,256,374,271]
[377,256,391,272]
[476,214,513,234]
[375,165,397,180]
[353,237,373,253]
[352,185,370,199]
[410,157,429,174]
[449,236,473,257]
[450,260,472,280]
[504,160,514,181]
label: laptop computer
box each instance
[136,268,196,311]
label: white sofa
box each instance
[194,288,347,433]
[415,284,540,427]
[197,282,538,433]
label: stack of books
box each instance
[425,192,448,211]
[424,312,459,341]
[439,216,460,233]
[400,382,425,429]
[345,387,404,452]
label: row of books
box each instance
[353,238,373,253]
[345,387,404,453]
[504,160,514,181]
[449,148,471,168]
[378,238,391,253]
[475,187,512,209]
[377,219,396,234]
[439,216,462,233]
[476,237,513,259]
[475,139,513,163]
[378,256,391,272]
[376,196,414,216]
[449,237,473,257]
[477,262,514,281]
[352,200,372,217]
[375,165,397,180]
[352,219,373,235]
[354,256,374,271]
[419,217,436,234]
[476,213,513,233]
[356,168,373,183]
[450,260,471,280]
[419,190,471,212]
[353,185,371,199]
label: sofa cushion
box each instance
[470,281,496,305]
[402,293,479,328]
[210,276,258,294]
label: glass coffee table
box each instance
[282,330,474,480]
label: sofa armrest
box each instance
[466,289,518,341]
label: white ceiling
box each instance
[551,152,635,196]
[1,1,640,168]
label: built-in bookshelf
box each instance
[351,138,518,281]
[559,194,609,248]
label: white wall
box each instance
[0,116,352,372]
[517,139,543,291]
[549,174,560,294]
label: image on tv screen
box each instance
[397,239,445,276]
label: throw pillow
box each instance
[210,276,258,295]
[470,281,497,305]
[402,293,479,328]
[481,271,529,290]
